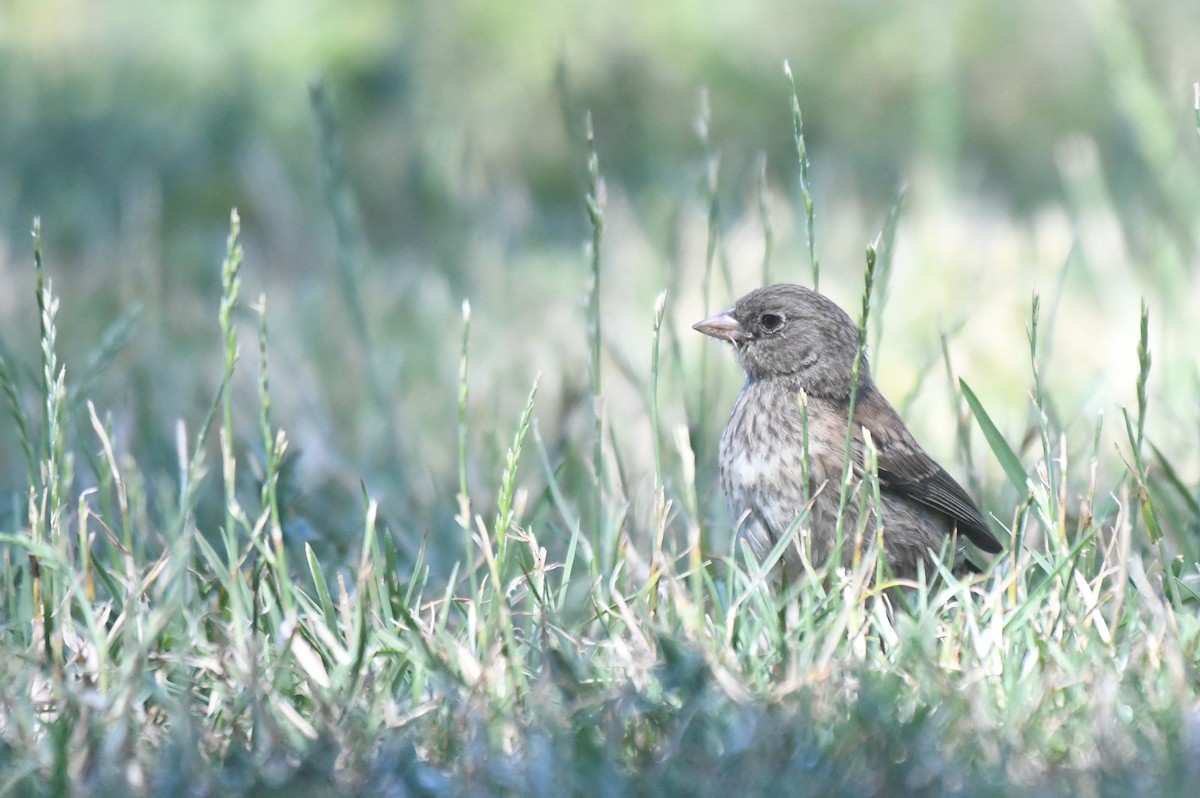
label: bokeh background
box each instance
[2,0,1199,566]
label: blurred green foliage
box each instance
[3,0,1199,261]
[1,0,1199,560]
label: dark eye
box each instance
[760,313,784,331]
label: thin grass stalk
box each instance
[1124,302,1181,606]
[798,389,811,532]
[345,498,379,698]
[673,426,704,611]
[256,295,293,615]
[1028,294,1064,548]
[642,292,671,593]
[1133,299,1150,457]
[584,110,606,575]
[698,88,732,299]
[785,61,819,291]
[33,218,49,461]
[869,189,904,360]
[76,490,93,603]
[31,218,72,664]
[456,300,479,601]
[757,153,774,286]
[694,90,725,473]
[1194,82,1200,141]
[213,209,257,675]
[86,400,129,595]
[650,292,668,497]
[494,374,539,566]
[860,428,887,587]
[218,208,243,557]
[471,513,530,701]
[0,354,36,482]
[834,243,877,548]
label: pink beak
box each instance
[692,311,745,344]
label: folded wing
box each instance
[856,389,1003,554]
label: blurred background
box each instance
[1,0,1199,566]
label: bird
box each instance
[693,283,1001,582]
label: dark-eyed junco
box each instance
[694,283,1001,581]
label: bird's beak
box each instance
[692,310,745,344]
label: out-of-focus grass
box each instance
[3,1,1199,254]
[2,2,1200,795]
[3,1,1199,534]
[2,180,1199,794]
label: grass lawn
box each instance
[2,7,1200,794]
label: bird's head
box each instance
[693,283,869,397]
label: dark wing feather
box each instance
[878,461,1002,553]
[856,389,1003,554]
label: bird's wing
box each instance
[854,389,1003,554]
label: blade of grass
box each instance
[785,60,819,290]
[960,378,1028,495]
[584,110,606,577]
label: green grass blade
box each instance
[960,377,1028,495]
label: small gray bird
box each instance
[694,283,1001,581]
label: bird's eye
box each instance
[760,313,784,331]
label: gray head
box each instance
[693,283,869,397]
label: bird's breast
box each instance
[718,382,845,516]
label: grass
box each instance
[2,75,1200,798]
